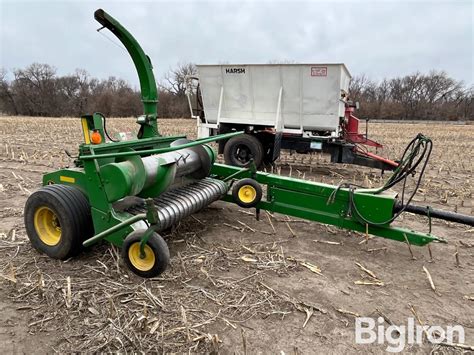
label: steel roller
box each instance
[126,178,228,231]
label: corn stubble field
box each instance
[0,116,472,353]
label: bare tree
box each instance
[0,68,18,114]
[349,75,373,101]
[350,71,471,121]
[12,63,58,116]
[56,69,92,116]
[160,63,197,97]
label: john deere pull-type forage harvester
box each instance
[24,9,474,278]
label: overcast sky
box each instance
[1,0,473,88]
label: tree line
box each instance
[0,63,472,120]
[349,71,473,121]
[0,63,195,118]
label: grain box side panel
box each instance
[280,65,302,129]
[221,65,253,122]
[301,64,341,131]
[250,65,281,125]
[197,65,222,124]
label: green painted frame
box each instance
[211,164,445,246]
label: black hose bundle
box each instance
[95,112,119,142]
[329,133,433,226]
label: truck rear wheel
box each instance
[224,134,264,168]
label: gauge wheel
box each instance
[232,178,263,208]
[24,184,93,259]
[122,230,170,278]
[224,134,264,168]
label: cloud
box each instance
[1,0,472,87]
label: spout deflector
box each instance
[94,9,158,138]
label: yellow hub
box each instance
[34,206,61,246]
[128,242,155,272]
[238,185,257,204]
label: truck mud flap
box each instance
[272,132,283,161]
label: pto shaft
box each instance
[395,202,474,226]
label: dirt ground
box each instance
[0,117,472,353]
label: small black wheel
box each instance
[224,134,264,168]
[24,184,93,260]
[232,178,263,208]
[121,230,170,278]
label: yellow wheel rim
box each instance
[238,185,257,204]
[128,242,156,272]
[33,206,61,246]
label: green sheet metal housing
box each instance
[43,132,241,247]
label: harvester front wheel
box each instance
[122,230,170,278]
[232,178,262,208]
[24,185,93,260]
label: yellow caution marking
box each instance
[60,176,75,183]
[81,118,91,144]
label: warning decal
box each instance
[311,67,327,77]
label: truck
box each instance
[187,64,397,170]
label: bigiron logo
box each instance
[355,317,466,353]
[225,67,245,74]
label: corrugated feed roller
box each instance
[123,178,228,231]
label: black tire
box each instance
[121,230,170,278]
[224,134,264,168]
[232,178,263,208]
[24,184,93,260]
